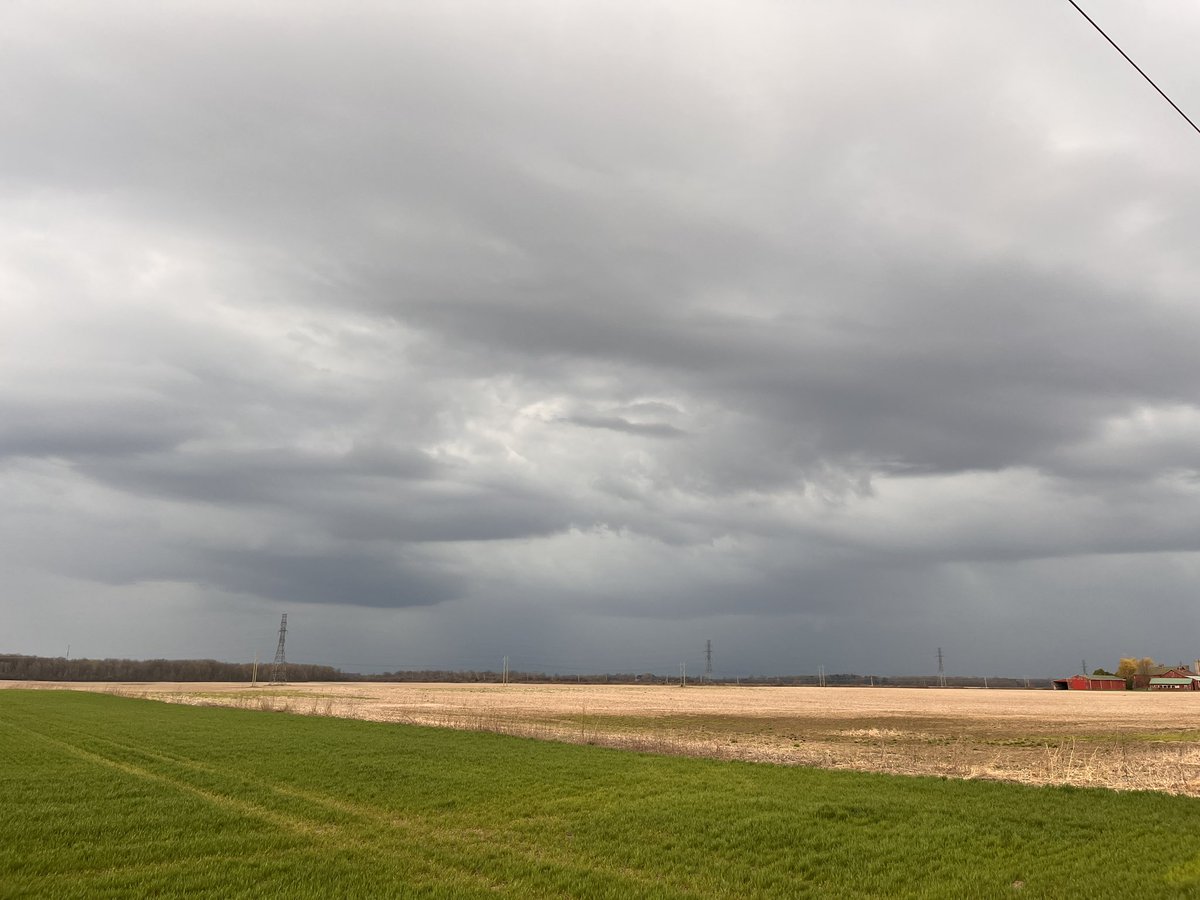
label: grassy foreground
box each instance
[3,692,1200,899]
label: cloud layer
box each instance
[5,1,1200,676]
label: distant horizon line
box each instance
[0,651,1057,682]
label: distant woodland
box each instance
[0,654,1038,687]
[0,655,344,683]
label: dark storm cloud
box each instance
[202,549,460,609]
[4,1,1200,673]
[561,415,686,438]
[78,446,441,507]
[74,446,576,545]
[0,396,199,458]
[406,258,1200,480]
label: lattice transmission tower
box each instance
[937,646,946,688]
[270,613,288,684]
[705,640,713,681]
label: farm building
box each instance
[1149,677,1195,691]
[1051,674,1126,691]
[1134,665,1198,690]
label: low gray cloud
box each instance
[202,548,461,609]
[560,415,686,438]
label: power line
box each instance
[1065,0,1200,138]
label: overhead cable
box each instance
[1065,0,1200,138]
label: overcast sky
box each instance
[5,1,1200,678]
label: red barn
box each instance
[1051,674,1126,691]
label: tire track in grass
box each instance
[0,717,324,839]
[1,715,493,894]
[42,721,420,833]
[3,705,692,898]
[48,722,696,899]
[19,715,454,853]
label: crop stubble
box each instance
[9,681,1200,796]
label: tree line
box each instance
[0,655,345,682]
[1,655,1039,687]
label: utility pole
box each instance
[1082,659,1087,675]
[270,613,288,684]
[937,647,946,688]
[705,640,712,683]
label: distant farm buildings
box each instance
[1133,663,1200,690]
[1053,659,1200,691]
[1051,674,1126,691]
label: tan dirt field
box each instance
[10,680,1200,796]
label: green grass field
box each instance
[3,690,1200,898]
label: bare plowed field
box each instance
[11,681,1200,796]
